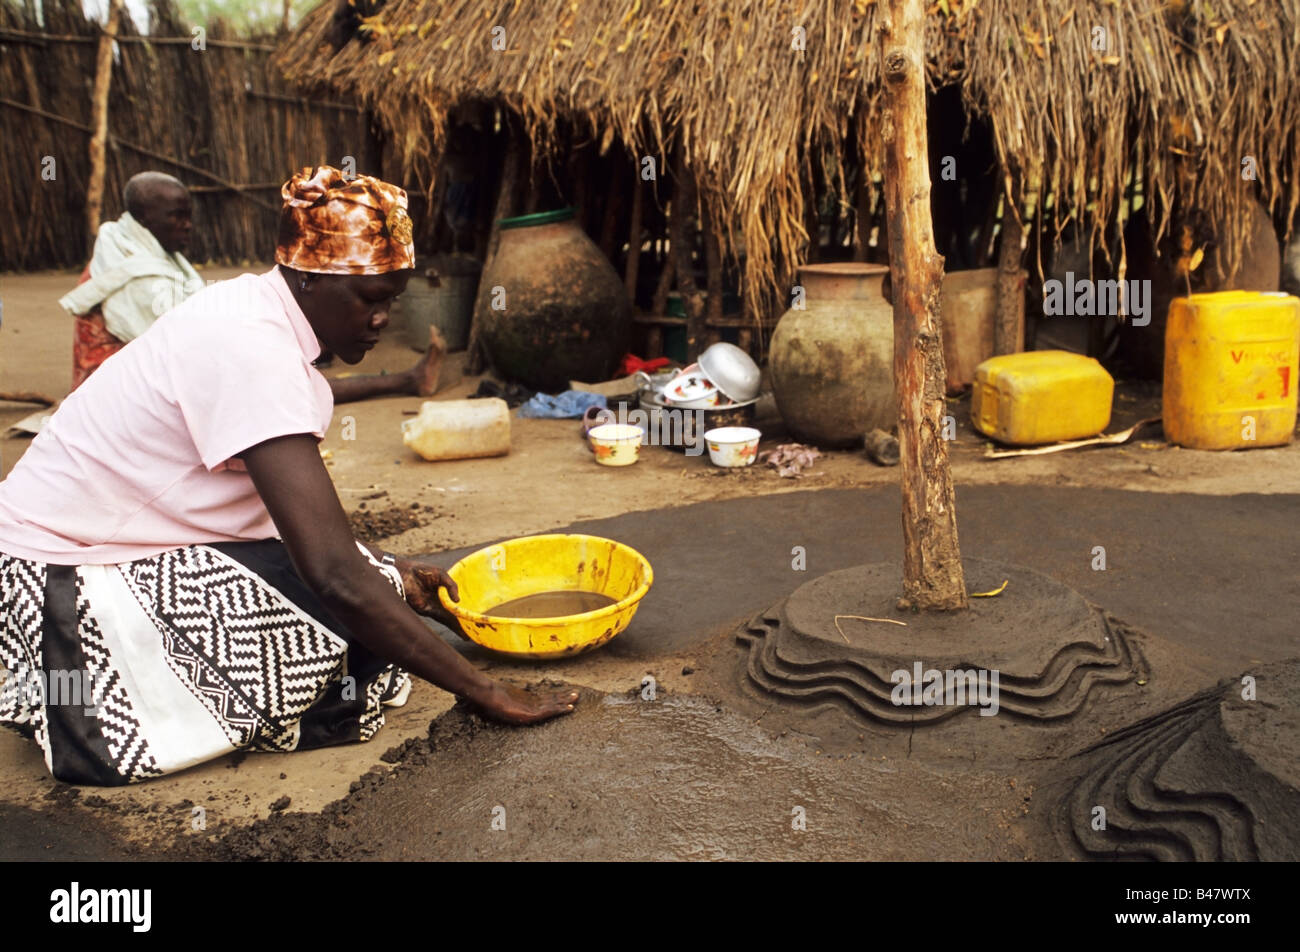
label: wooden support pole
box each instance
[853,113,873,261]
[466,133,521,374]
[879,0,967,612]
[571,144,590,229]
[704,195,725,326]
[855,167,875,261]
[650,255,675,319]
[995,166,1027,356]
[624,166,645,303]
[598,154,625,263]
[85,0,124,239]
[425,151,450,252]
[669,144,706,361]
[804,162,822,263]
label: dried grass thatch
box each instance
[278,0,1300,318]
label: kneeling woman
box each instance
[0,167,576,785]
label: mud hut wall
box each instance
[0,0,372,272]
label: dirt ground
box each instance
[1,264,1298,860]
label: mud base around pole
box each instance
[735,559,1148,752]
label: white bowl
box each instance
[588,423,645,466]
[662,363,721,408]
[703,426,761,467]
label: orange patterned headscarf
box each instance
[275,166,415,275]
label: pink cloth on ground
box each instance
[0,268,333,565]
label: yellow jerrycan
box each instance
[1163,291,1300,449]
[972,350,1114,445]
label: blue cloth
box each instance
[516,390,608,419]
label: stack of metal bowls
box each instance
[639,343,763,452]
[697,342,762,404]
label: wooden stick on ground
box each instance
[983,418,1161,459]
[834,614,909,644]
[864,428,901,466]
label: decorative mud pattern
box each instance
[1055,661,1300,862]
[737,604,1146,725]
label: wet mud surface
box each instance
[0,804,140,862]
[200,656,1297,863]
[0,794,186,862]
[205,687,1041,861]
[6,486,1298,861]
[449,485,1299,668]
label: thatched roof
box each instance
[279,0,1300,317]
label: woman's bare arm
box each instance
[239,433,577,724]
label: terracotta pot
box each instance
[769,262,895,446]
[476,208,631,392]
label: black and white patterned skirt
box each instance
[0,539,410,785]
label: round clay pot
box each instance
[476,208,631,391]
[769,262,895,446]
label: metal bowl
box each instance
[698,342,761,403]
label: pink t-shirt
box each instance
[0,268,333,565]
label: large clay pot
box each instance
[769,262,895,446]
[475,208,631,392]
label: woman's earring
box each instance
[299,277,309,291]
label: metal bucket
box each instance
[395,255,480,351]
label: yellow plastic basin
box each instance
[438,533,653,659]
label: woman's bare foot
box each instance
[469,680,579,725]
[411,326,446,397]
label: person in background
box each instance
[58,171,446,401]
[59,172,202,390]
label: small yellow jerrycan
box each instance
[971,350,1114,445]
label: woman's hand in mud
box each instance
[468,681,579,725]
